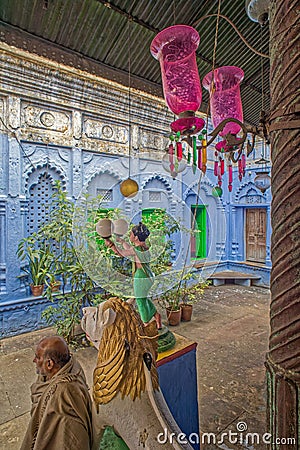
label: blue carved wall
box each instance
[0,44,272,337]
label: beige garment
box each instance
[21,356,93,450]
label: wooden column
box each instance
[266,0,300,448]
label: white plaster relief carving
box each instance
[22,104,70,132]
[83,152,93,164]
[58,148,70,162]
[0,47,169,126]
[142,174,173,196]
[0,135,6,194]
[139,128,167,151]
[0,47,171,158]
[73,110,82,139]
[131,124,139,150]
[84,117,128,144]
[80,139,128,155]
[8,96,21,129]
[102,125,113,139]
[84,160,122,186]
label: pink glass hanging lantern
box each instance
[150,25,204,134]
[203,66,244,139]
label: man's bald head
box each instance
[34,336,70,378]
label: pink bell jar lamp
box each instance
[203,65,244,141]
[150,25,204,134]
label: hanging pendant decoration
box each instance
[162,133,187,178]
[150,25,204,136]
[228,162,233,192]
[120,20,139,198]
[192,136,197,174]
[151,26,266,194]
[120,178,139,198]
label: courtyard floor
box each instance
[0,284,270,450]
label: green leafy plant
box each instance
[17,235,52,286]
[157,271,211,311]
[36,181,104,342]
[142,209,180,275]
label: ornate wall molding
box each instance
[235,182,266,204]
[0,22,163,100]
[0,43,172,155]
[141,174,173,194]
[182,178,220,202]
[23,149,66,193]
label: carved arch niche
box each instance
[235,182,266,205]
[141,175,172,209]
[87,171,122,206]
[26,166,65,235]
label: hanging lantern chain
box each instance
[177,169,203,292]
[128,19,132,178]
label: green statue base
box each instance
[157,325,176,353]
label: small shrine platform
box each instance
[208,270,261,287]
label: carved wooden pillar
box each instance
[266,0,300,448]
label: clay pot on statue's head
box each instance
[113,219,129,237]
[96,219,113,238]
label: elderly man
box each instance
[21,335,93,450]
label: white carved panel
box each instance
[139,128,167,151]
[73,110,82,139]
[83,117,128,144]
[8,96,21,129]
[21,103,71,133]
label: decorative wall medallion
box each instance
[22,104,70,132]
[102,125,113,138]
[140,129,166,151]
[84,118,127,143]
[40,112,55,128]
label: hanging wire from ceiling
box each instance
[128,18,132,178]
[176,0,223,292]
[192,13,269,59]
[119,18,139,197]
[206,0,222,132]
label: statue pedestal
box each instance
[157,334,200,450]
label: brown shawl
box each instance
[20,356,93,450]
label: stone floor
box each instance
[0,284,270,450]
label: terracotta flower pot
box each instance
[30,284,44,296]
[180,303,193,322]
[50,281,61,292]
[166,307,182,326]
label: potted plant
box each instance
[179,278,211,321]
[45,272,61,292]
[157,281,182,326]
[17,235,52,296]
[163,291,182,326]
[40,182,104,342]
[157,272,211,324]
